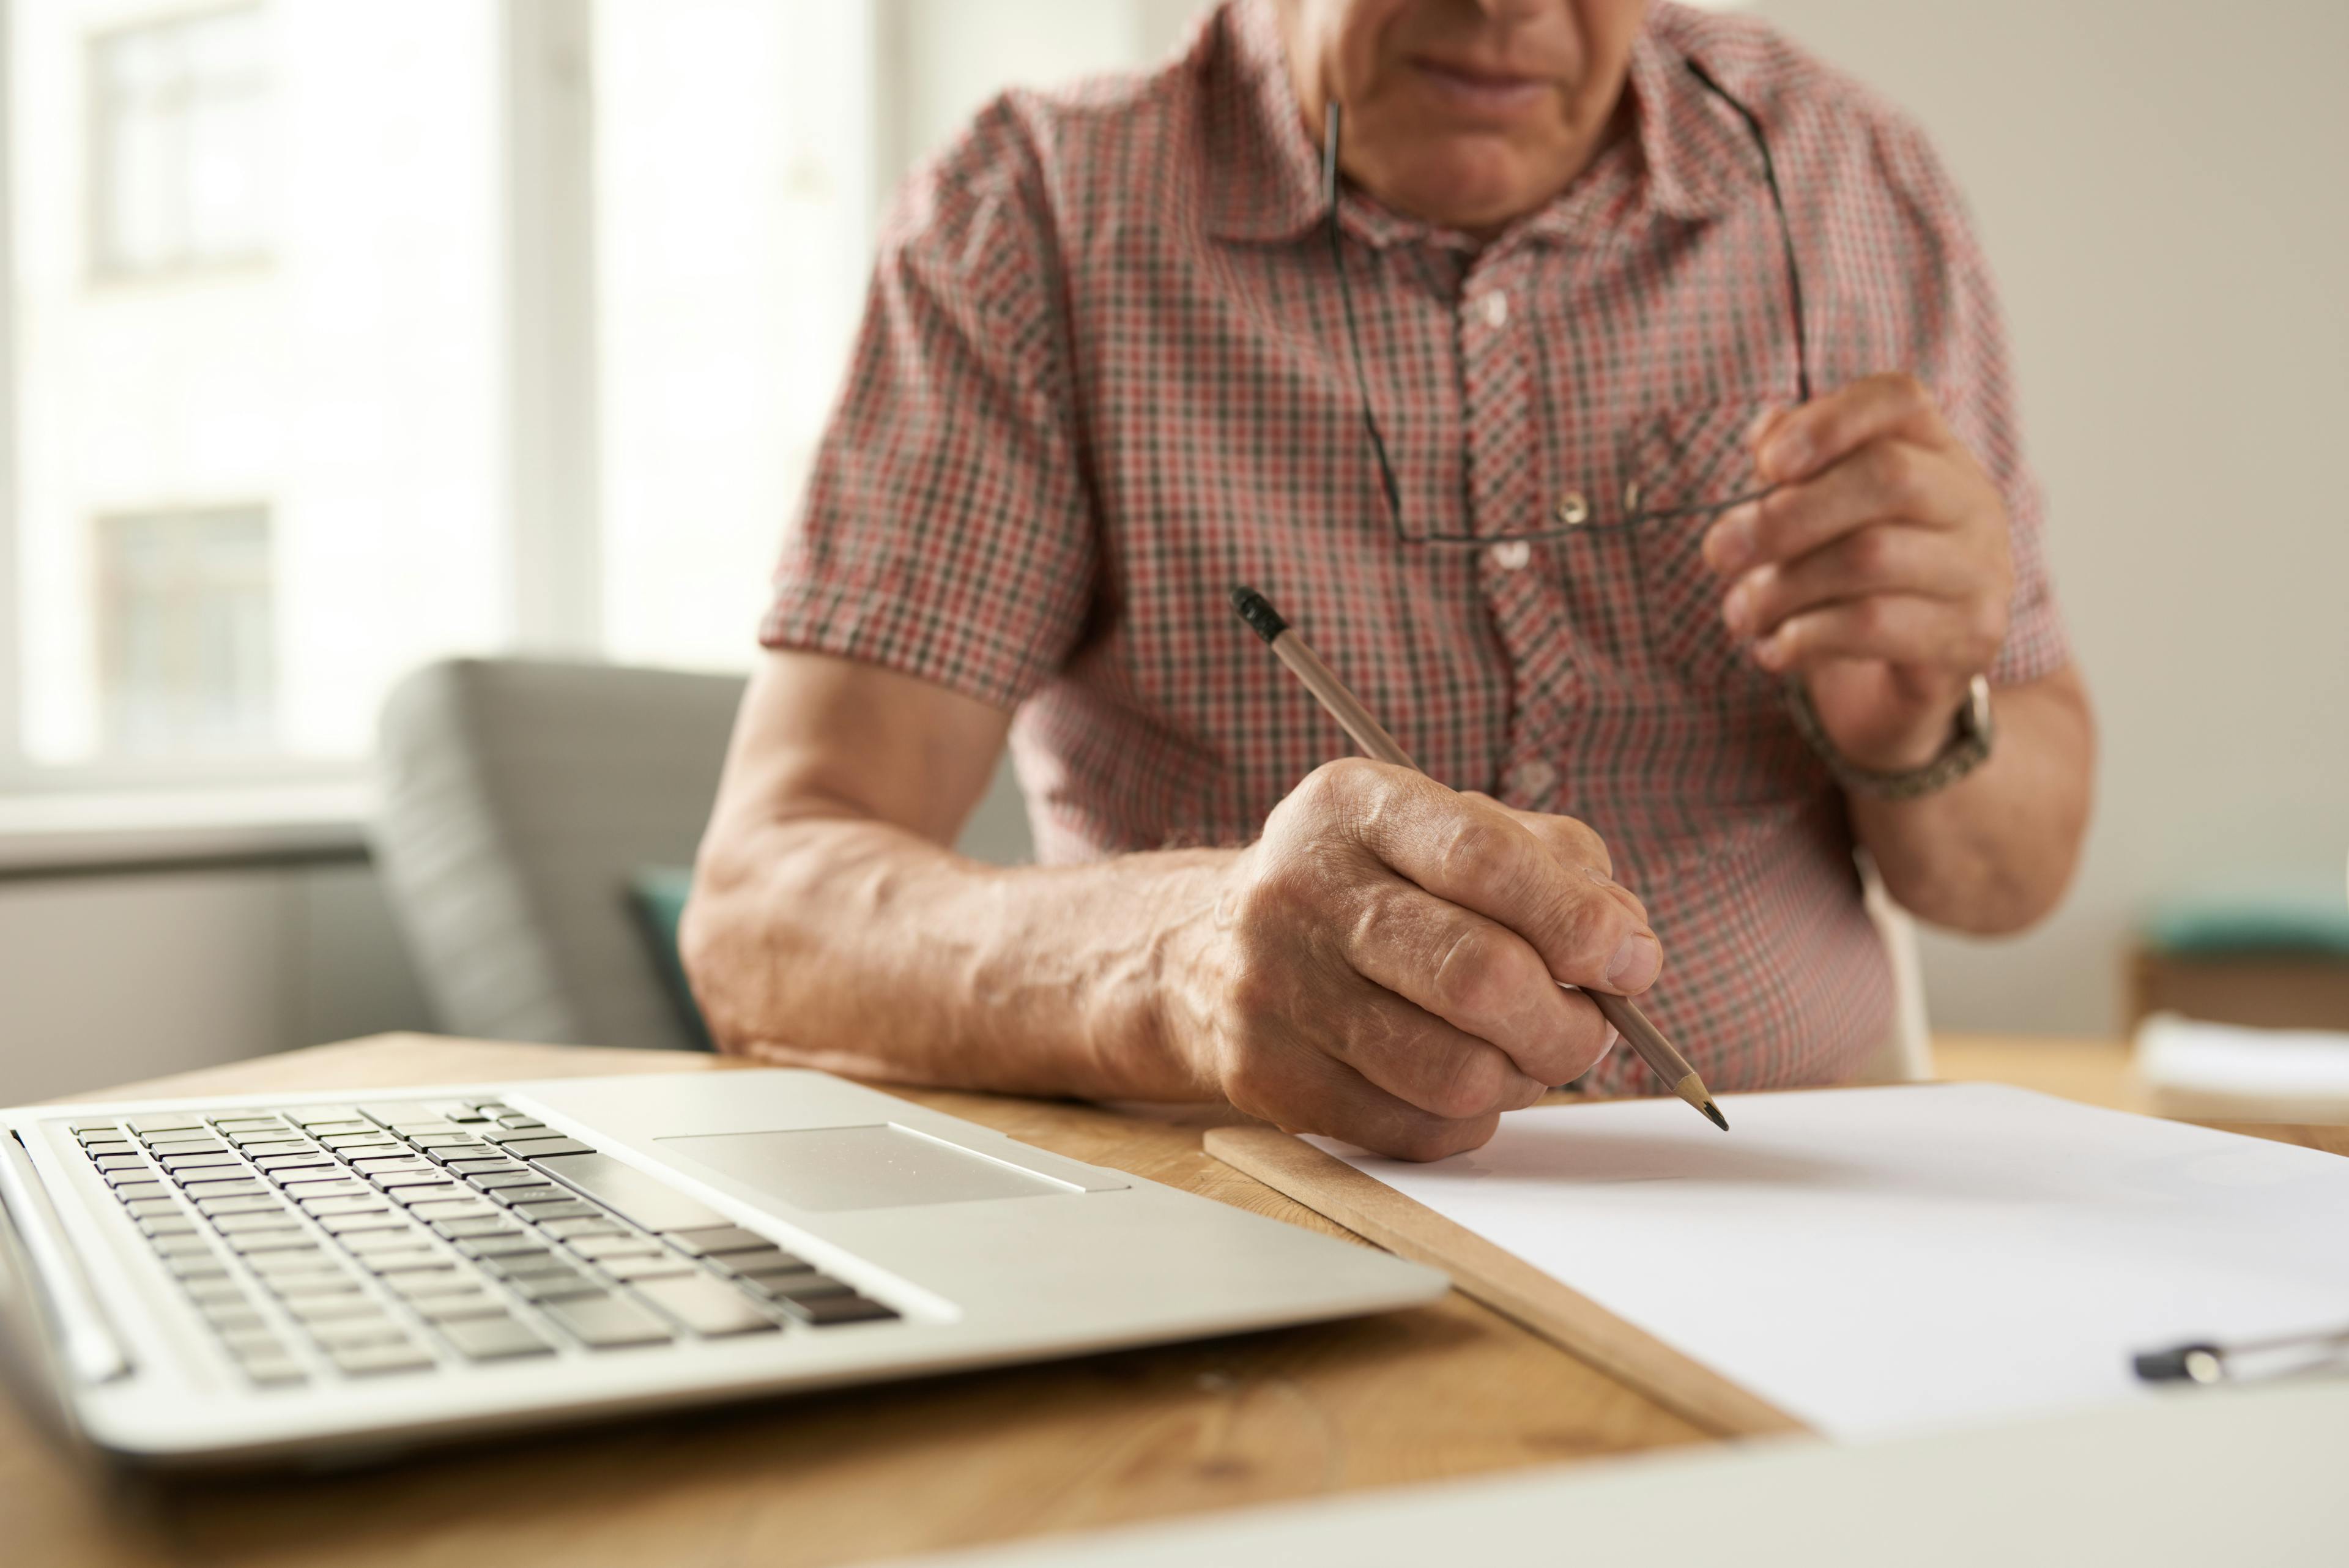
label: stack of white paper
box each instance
[2136,1012,2349,1122]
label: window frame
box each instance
[82,0,274,287]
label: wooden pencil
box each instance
[1230,585,1727,1131]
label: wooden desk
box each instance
[6,1033,2343,1568]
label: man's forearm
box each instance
[1849,667,2095,934]
[681,813,1229,1099]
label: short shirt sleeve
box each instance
[760,101,1096,712]
[1873,113,2070,688]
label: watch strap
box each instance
[1784,674,1995,800]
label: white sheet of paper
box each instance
[1310,1084,2349,1439]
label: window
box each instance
[8,0,507,776]
[90,5,270,277]
[0,0,1183,794]
[95,505,273,755]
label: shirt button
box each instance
[1485,540,1532,571]
[1508,759,1559,798]
[1477,291,1509,329]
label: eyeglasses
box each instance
[1322,59,1813,549]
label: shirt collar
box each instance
[1203,0,1751,248]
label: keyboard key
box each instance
[152,1234,218,1258]
[183,1276,245,1302]
[465,1172,546,1191]
[286,1296,388,1324]
[777,1293,900,1326]
[166,1254,231,1279]
[202,1304,269,1334]
[244,1246,333,1273]
[160,1153,244,1172]
[70,1121,125,1135]
[130,1117,206,1134]
[429,1216,521,1239]
[300,1195,392,1217]
[109,1182,169,1203]
[317,1211,410,1235]
[439,1315,554,1361]
[269,1274,367,1299]
[409,1133,484,1150]
[350,1157,436,1175]
[219,1328,288,1357]
[515,1200,602,1222]
[259,1156,343,1176]
[136,1213,199,1236]
[144,1138,229,1156]
[377,1266,465,1297]
[484,1184,569,1208]
[354,1246,443,1273]
[390,1184,469,1206]
[239,1354,310,1386]
[92,1154,150,1174]
[327,1341,435,1376]
[536,1216,631,1239]
[408,1199,497,1222]
[564,1234,669,1261]
[233,1139,315,1156]
[370,1168,458,1189]
[454,1234,547,1258]
[479,1250,567,1279]
[276,1180,370,1201]
[180,1179,271,1200]
[524,1153,733,1235]
[746,1271,853,1301]
[409,1290,508,1321]
[540,1293,672,1348]
[125,1198,185,1219]
[708,1247,809,1277]
[445,1157,524,1176]
[508,1273,606,1304]
[505,1138,595,1159]
[630,1275,780,1337]
[80,1140,138,1159]
[286,1106,366,1126]
[197,1196,288,1217]
[215,1211,308,1235]
[598,1255,696,1283]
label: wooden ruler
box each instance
[1204,1124,1810,1440]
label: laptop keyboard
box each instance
[61,1099,900,1389]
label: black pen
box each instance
[1230,585,1727,1132]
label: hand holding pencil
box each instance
[1227,585,1726,1136]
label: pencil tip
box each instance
[1228,585,1289,644]
[1702,1100,1729,1132]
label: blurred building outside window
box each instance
[95,503,273,755]
[90,4,270,278]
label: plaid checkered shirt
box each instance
[762,0,2070,1094]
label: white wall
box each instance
[0,860,434,1104]
[1751,0,2349,1035]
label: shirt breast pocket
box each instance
[1627,401,1773,698]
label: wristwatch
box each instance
[1784,673,1995,800]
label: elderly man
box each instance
[683,0,2093,1159]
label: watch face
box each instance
[1964,675,1994,740]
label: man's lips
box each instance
[1408,56,1553,116]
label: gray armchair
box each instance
[371,657,1034,1052]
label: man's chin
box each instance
[1382,154,1553,233]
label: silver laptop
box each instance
[0,1069,1444,1468]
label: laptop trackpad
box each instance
[656,1124,1074,1212]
